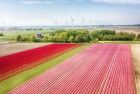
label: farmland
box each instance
[0,43,88,94]
[0,0,140,93]
[0,43,79,81]
[0,43,137,94]
[7,44,136,94]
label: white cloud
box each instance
[21,0,43,4]
[20,0,50,4]
[90,0,140,4]
[20,0,140,5]
[20,0,87,5]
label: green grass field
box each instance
[0,44,90,94]
[0,29,53,42]
[99,41,140,44]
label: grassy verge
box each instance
[0,44,90,94]
[98,41,140,44]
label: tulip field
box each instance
[0,43,79,81]
[7,44,136,94]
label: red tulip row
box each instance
[0,43,79,80]
[9,44,136,94]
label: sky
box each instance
[0,0,140,26]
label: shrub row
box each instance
[16,29,140,43]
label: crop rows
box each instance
[8,44,136,94]
[0,43,79,80]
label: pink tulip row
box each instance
[9,44,136,94]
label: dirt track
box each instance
[131,44,140,94]
[0,43,48,57]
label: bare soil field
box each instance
[131,44,140,94]
[0,43,49,57]
[116,29,140,35]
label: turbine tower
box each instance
[96,16,101,29]
[89,17,92,29]
[54,19,58,29]
[64,19,68,26]
[71,16,75,26]
[81,17,86,28]
[3,19,7,30]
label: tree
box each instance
[74,34,83,43]
[69,35,74,42]
[83,34,91,42]
[129,33,136,41]
[16,35,22,42]
[31,35,37,42]
[116,32,136,41]
[136,34,140,40]
[59,32,69,42]
[43,36,49,42]
[0,33,4,36]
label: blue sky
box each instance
[0,0,140,26]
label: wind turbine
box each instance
[89,17,93,29]
[64,19,68,26]
[2,19,6,30]
[54,19,58,29]
[81,17,86,28]
[71,16,75,26]
[96,16,101,29]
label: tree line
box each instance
[15,29,140,43]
